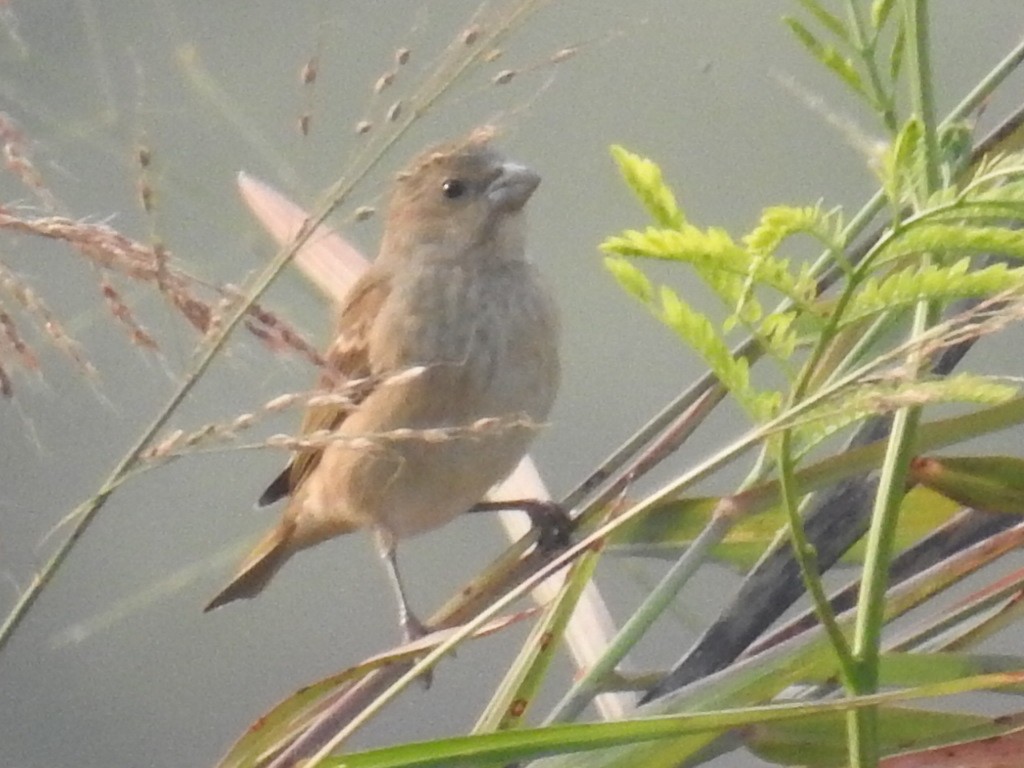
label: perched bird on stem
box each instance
[205,129,561,642]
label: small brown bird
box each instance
[205,130,560,641]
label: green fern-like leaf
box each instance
[924,201,1024,226]
[759,310,801,359]
[877,118,924,207]
[961,157,1024,203]
[784,17,867,99]
[602,255,774,417]
[655,285,778,422]
[796,0,848,40]
[845,374,1018,413]
[603,255,654,304]
[792,374,1018,453]
[938,121,975,184]
[609,146,685,229]
[843,260,1024,326]
[876,223,1024,265]
[871,0,897,30]
[888,22,905,81]
[603,225,812,307]
[744,204,844,258]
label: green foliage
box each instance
[610,145,685,229]
[876,117,924,207]
[911,454,1024,515]
[602,134,1024,438]
[602,255,653,304]
[870,0,897,29]
[571,4,1024,768]
[874,223,1024,266]
[843,260,1024,326]
[783,16,867,100]
[793,374,1019,457]
[602,255,781,421]
[743,205,844,260]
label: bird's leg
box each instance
[468,499,573,551]
[374,528,428,644]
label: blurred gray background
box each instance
[1,1,1022,766]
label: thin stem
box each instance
[848,3,940,765]
[778,435,857,679]
[943,36,1024,126]
[845,0,898,130]
[545,514,735,724]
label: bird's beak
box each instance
[486,161,541,212]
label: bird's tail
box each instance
[204,521,295,612]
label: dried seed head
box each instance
[492,69,516,85]
[153,242,169,270]
[0,309,38,370]
[266,433,292,448]
[100,278,158,350]
[355,120,372,135]
[231,413,255,431]
[138,180,155,212]
[395,47,410,66]
[551,46,577,63]
[0,112,56,209]
[300,57,318,85]
[265,393,301,412]
[374,71,395,94]
[147,429,185,460]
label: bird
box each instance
[205,129,561,642]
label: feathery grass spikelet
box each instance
[0,112,57,209]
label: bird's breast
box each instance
[370,259,559,422]
[300,256,559,540]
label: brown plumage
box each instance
[205,130,559,639]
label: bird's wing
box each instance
[257,269,391,506]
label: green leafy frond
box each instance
[871,0,898,30]
[795,0,848,40]
[924,201,1024,226]
[604,249,783,421]
[792,374,1019,452]
[847,374,1019,411]
[938,120,975,185]
[602,255,654,304]
[783,17,867,99]
[876,118,924,207]
[656,285,779,422]
[915,162,1024,224]
[887,23,905,81]
[744,204,845,259]
[609,145,685,229]
[759,310,801,359]
[603,225,812,307]
[843,260,1024,327]
[875,223,1024,265]
[961,157,1024,197]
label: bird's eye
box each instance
[441,179,466,199]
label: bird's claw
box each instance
[523,500,573,551]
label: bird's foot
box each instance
[521,500,573,551]
[401,611,429,645]
[400,611,435,690]
[468,498,574,551]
